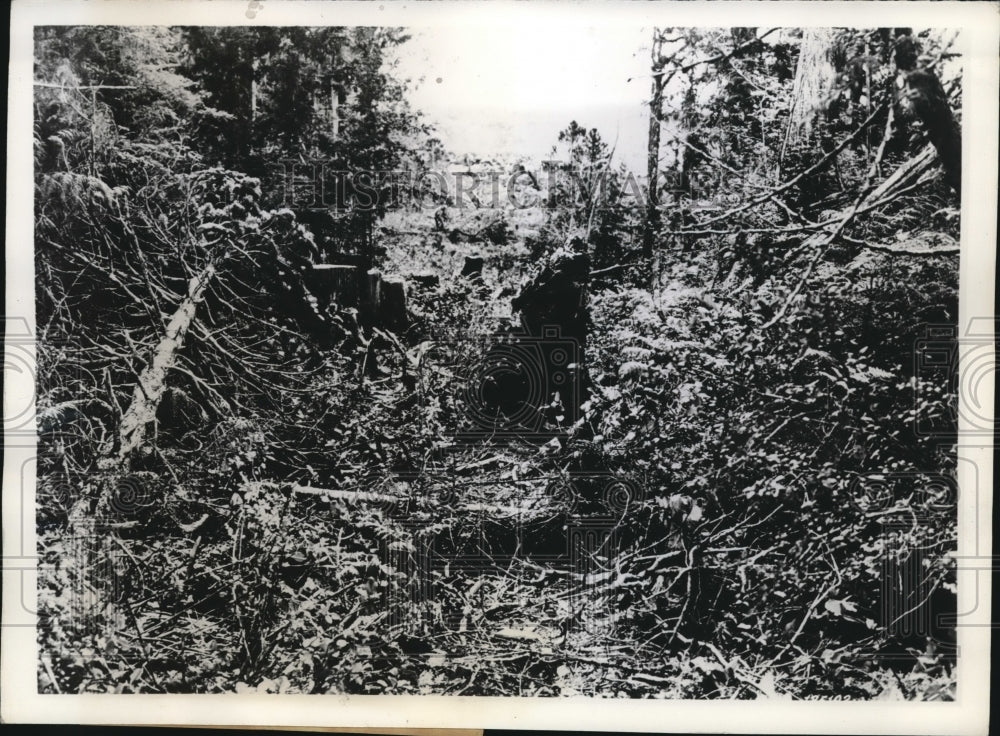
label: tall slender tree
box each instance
[643,29,665,276]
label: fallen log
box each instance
[761,144,944,329]
[117,264,215,461]
[289,484,405,504]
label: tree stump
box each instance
[311,264,359,307]
[411,271,440,289]
[461,255,484,280]
[509,241,590,427]
[434,206,449,231]
[379,278,408,333]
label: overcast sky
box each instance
[396,25,652,173]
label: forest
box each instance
[34,25,961,699]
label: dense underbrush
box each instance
[33,25,961,700]
[38,203,957,698]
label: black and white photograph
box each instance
[2,0,996,731]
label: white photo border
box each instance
[4,1,996,732]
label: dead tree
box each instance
[643,30,666,271]
[116,265,215,461]
[508,239,591,426]
[894,32,961,194]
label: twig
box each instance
[40,655,62,694]
[760,123,925,330]
[786,577,840,652]
[645,28,780,79]
[861,240,958,257]
[453,455,502,473]
[287,484,401,503]
[703,642,778,698]
[590,263,632,278]
[668,546,698,645]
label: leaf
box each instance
[755,671,778,699]
[824,598,858,616]
[686,502,705,523]
[690,656,723,674]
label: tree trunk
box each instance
[117,264,215,461]
[779,29,839,171]
[643,30,665,272]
